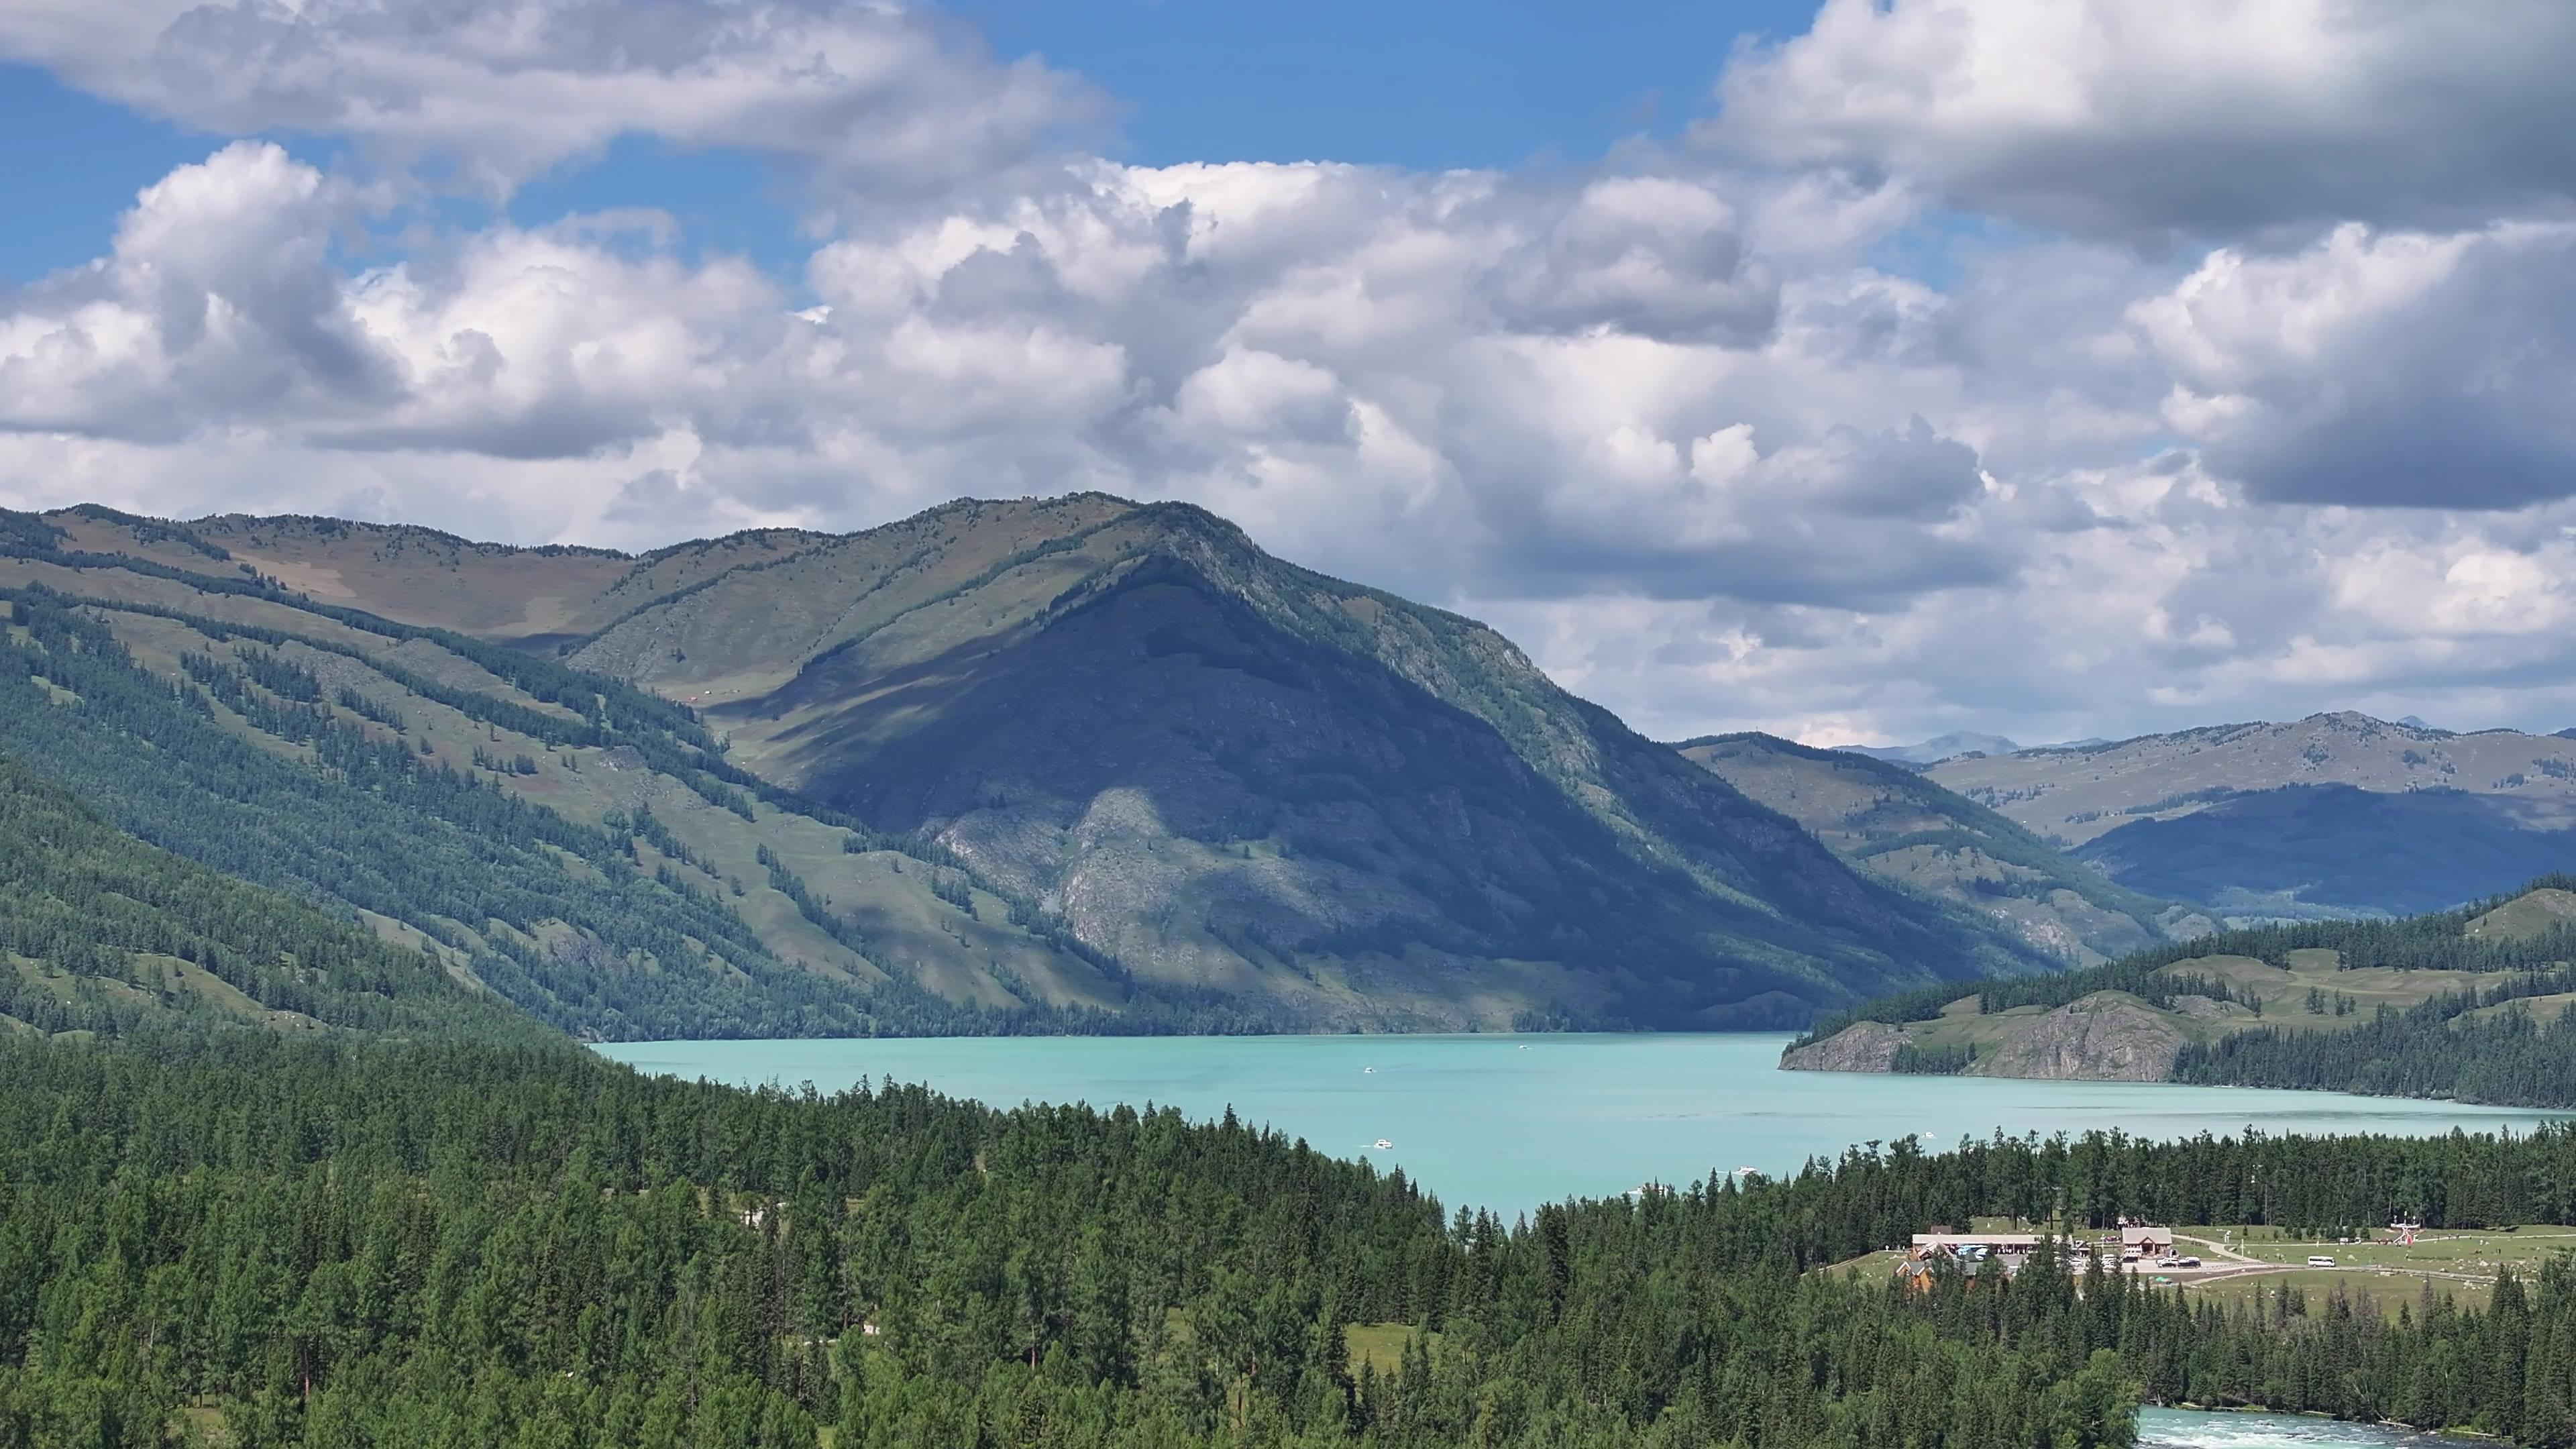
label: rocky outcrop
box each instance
[1966,992,2188,1081]
[1780,1022,1909,1073]
[2167,993,2246,1022]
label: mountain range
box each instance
[1921,712,2576,919]
[13,496,2564,1043]
[0,497,2075,1040]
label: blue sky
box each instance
[967,0,1815,168]
[0,64,197,281]
[1,2,1816,286]
[3,1,2573,744]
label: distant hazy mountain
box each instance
[1926,711,2576,919]
[1835,731,2118,767]
[1676,733,2208,966]
[1839,731,2023,766]
[1,497,2055,1036]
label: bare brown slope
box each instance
[52,506,839,647]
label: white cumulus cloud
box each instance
[0,142,392,437]
[1713,0,2576,240]
[2135,221,2576,508]
[0,0,1102,195]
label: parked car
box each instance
[2174,1256,2202,1268]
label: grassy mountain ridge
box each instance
[1676,732,2209,965]
[7,495,2059,1032]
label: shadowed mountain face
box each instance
[1926,712,2576,920]
[2074,784,2576,919]
[5,495,2053,1032]
[588,500,2053,1028]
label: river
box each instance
[594,1031,2565,1216]
[2139,1407,2438,1447]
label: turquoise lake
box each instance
[596,1032,2566,1216]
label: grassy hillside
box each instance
[1925,711,2576,919]
[0,753,545,1043]
[1784,880,2576,1104]
[1676,732,2206,965]
[40,502,818,646]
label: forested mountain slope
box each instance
[1676,733,2209,965]
[1925,711,2576,918]
[1784,881,2576,1105]
[5,498,2056,1032]
[0,755,542,1043]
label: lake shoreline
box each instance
[597,1032,2569,1216]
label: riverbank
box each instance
[2141,1406,2444,1446]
